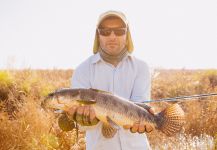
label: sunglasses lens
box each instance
[113,28,126,36]
[98,28,126,36]
[98,29,112,36]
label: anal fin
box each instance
[102,123,117,138]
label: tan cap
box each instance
[93,10,134,54]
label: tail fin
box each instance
[155,103,185,136]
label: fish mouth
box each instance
[41,97,49,110]
[41,94,70,112]
[42,99,66,110]
[41,102,65,113]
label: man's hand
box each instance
[66,105,99,126]
[123,107,155,134]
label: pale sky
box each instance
[0,0,216,69]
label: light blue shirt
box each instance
[71,53,151,150]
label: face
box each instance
[98,17,127,56]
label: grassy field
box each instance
[0,69,216,150]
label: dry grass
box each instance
[0,69,216,150]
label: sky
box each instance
[0,0,216,69]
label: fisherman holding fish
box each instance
[42,10,185,150]
[66,10,154,150]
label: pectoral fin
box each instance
[102,123,117,138]
[76,99,96,105]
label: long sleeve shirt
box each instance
[71,52,152,150]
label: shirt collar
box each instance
[91,52,133,64]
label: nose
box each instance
[108,31,116,39]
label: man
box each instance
[66,10,154,150]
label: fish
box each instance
[42,88,185,138]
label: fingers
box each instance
[126,121,153,134]
[89,106,99,125]
[145,124,153,133]
[83,106,91,125]
[123,124,131,130]
[69,105,99,126]
[130,122,145,134]
[138,123,146,133]
[130,121,139,133]
[76,106,85,125]
[66,106,77,120]
[82,106,99,126]
[89,106,96,122]
[67,106,77,116]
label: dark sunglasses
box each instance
[97,28,127,36]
